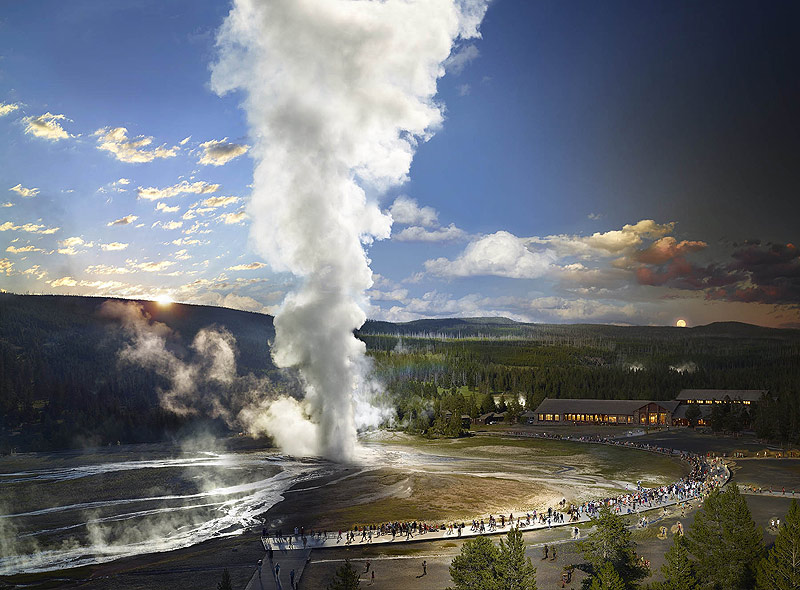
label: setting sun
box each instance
[155,294,174,306]
[676,319,687,327]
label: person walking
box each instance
[274,563,282,590]
[422,560,427,576]
[289,569,295,590]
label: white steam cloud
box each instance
[210,0,488,461]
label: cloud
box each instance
[533,219,676,258]
[0,258,13,275]
[198,138,250,166]
[367,288,408,302]
[0,221,59,234]
[1,202,13,208]
[444,44,479,75]
[49,276,78,287]
[227,262,267,271]
[389,195,438,227]
[117,178,131,185]
[180,136,192,145]
[219,211,247,225]
[457,83,471,96]
[0,102,20,117]
[152,220,183,230]
[21,265,47,280]
[201,196,240,208]
[57,236,93,255]
[588,212,602,220]
[6,245,41,254]
[86,264,130,275]
[100,242,128,251]
[156,202,180,213]
[394,223,467,242]
[137,180,220,200]
[634,237,707,265]
[9,184,39,197]
[135,260,176,272]
[107,214,138,226]
[707,242,800,304]
[23,112,71,141]
[425,231,556,278]
[94,127,179,163]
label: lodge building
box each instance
[530,389,767,427]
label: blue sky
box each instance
[1,0,798,327]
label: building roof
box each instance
[676,389,766,402]
[672,404,713,420]
[532,398,679,416]
[520,410,537,418]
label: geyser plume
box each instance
[211,0,488,461]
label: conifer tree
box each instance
[589,562,627,590]
[685,486,764,589]
[448,535,500,590]
[580,506,648,589]
[656,535,699,590]
[497,527,537,590]
[327,560,361,590]
[756,499,800,590]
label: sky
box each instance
[1,0,798,328]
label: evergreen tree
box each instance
[216,568,233,590]
[448,536,500,590]
[686,486,764,590]
[589,562,627,590]
[656,535,699,590]
[756,499,800,590]
[327,560,361,590]
[497,527,537,590]
[579,506,648,590]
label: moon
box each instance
[676,319,687,328]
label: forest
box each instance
[2,294,799,452]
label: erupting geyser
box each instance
[211,0,488,461]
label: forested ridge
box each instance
[2,294,799,452]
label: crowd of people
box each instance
[261,434,728,550]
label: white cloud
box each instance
[394,223,467,242]
[444,44,479,75]
[198,138,250,166]
[152,220,183,230]
[49,276,78,287]
[425,231,556,278]
[100,242,128,251]
[0,258,13,275]
[6,245,42,254]
[107,214,138,226]
[0,221,59,234]
[533,219,676,258]
[9,184,39,197]
[22,265,47,280]
[137,180,220,200]
[57,236,92,255]
[201,196,240,208]
[388,195,438,227]
[156,202,180,213]
[227,262,267,271]
[457,83,471,96]
[1,202,13,208]
[0,102,20,117]
[23,112,71,141]
[219,211,247,225]
[117,178,131,185]
[86,264,130,275]
[94,127,179,163]
[180,136,192,145]
[367,288,408,302]
[135,260,176,272]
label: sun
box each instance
[154,294,174,306]
[676,319,687,328]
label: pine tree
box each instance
[589,562,627,590]
[756,499,800,589]
[448,535,500,590]
[497,527,537,590]
[686,486,764,589]
[657,535,699,590]
[216,568,233,590]
[327,559,361,590]
[579,506,648,589]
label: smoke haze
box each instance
[210,0,489,461]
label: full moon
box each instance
[676,319,687,328]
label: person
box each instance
[268,546,274,561]
[289,569,295,589]
[365,561,371,573]
[422,560,427,576]
[258,559,263,579]
[551,546,557,561]
[275,563,282,590]
[542,544,549,559]
[370,570,375,585]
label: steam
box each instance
[669,361,698,374]
[210,0,489,461]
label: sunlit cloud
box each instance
[389,195,438,228]
[9,183,40,197]
[86,264,130,275]
[57,236,92,255]
[23,112,71,141]
[201,196,240,208]
[107,214,138,226]
[394,223,467,242]
[134,260,176,272]
[0,221,59,234]
[0,102,21,117]
[152,220,183,230]
[6,244,42,254]
[156,202,180,213]
[198,138,249,166]
[137,180,220,200]
[0,258,13,275]
[48,276,78,287]
[227,262,267,271]
[218,211,247,225]
[94,126,179,163]
[100,242,128,251]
